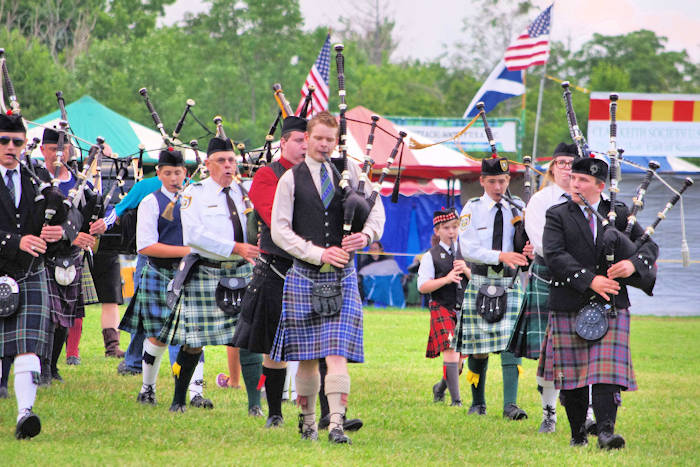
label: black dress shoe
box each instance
[66,356,81,365]
[328,427,352,445]
[598,431,625,450]
[265,415,284,428]
[570,436,588,447]
[248,405,264,417]
[51,370,63,383]
[584,417,598,436]
[190,394,214,409]
[468,404,486,415]
[298,414,318,441]
[137,386,156,405]
[117,360,141,376]
[169,403,187,413]
[503,403,528,420]
[15,411,41,439]
[318,414,331,430]
[0,387,8,398]
[343,417,363,432]
[433,381,446,403]
[450,400,463,407]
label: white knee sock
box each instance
[142,340,167,392]
[536,375,558,420]
[288,361,299,398]
[14,354,41,422]
[189,359,205,401]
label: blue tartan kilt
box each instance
[270,263,364,363]
[455,273,523,355]
[158,261,253,348]
[0,268,51,358]
[537,308,637,391]
[120,263,174,338]
[507,263,551,359]
[46,249,85,328]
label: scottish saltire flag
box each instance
[295,34,331,116]
[504,4,552,71]
[463,59,524,118]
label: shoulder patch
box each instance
[181,195,192,209]
[460,213,471,229]
[469,197,481,203]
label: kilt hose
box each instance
[80,255,99,306]
[119,262,175,338]
[232,255,291,354]
[0,268,51,358]
[507,262,551,360]
[158,262,253,348]
[455,273,523,355]
[537,308,637,391]
[46,249,85,328]
[270,263,364,363]
[426,301,457,358]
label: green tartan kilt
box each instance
[455,273,523,355]
[119,263,174,338]
[80,255,99,306]
[158,262,253,347]
[507,263,551,359]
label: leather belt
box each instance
[470,263,516,277]
[533,254,547,266]
[199,258,247,269]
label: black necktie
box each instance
[492,202,503,273]
[5,169,16,207]
[222,187,244,243]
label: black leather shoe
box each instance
[598,431,625,450]
[190,394,214,409]
[570,436,588,447]
[137,385,156,405]
[538,405,556,433]
[328,427,352,445]
[433,381,446,403]
[450,400,463,407]
[169,403,186,413]
[343,417,363,432]
[503,403,528,420]
[248,405,264,417]
[468,404,486,415]
[66,356,81,365]
[51,370,63,383]
[117,360,141,376]
[265,415,284,428]
[318,414,331,430]
[0,387,8,398]
[298,414,318,441]
[584,416,598,436]
[15,411,41,439]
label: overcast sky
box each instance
[162,0,700,63]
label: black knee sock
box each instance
[319,358,329,419]
[172,348,202,406]
[561,386,589,440]
[51,325,67,373]
[263,366,286,417]
[592,383,620,435]
[239,349,262,410]
[0,356,13,388]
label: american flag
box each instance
[295,34,331,116]
[504,4,552,71]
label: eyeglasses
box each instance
[554,159,573,168]
[0,136,25,147]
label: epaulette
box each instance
[468,197,481,203]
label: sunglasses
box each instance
[0,136,25,147]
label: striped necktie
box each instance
[5,169,16,207]
[320,163,334,209]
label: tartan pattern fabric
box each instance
[426,301,457,358]
[80,256,99,305]
[0,268,51,358]
[270,263,364,363]
[158,262,253,347]
[537,308,637,391]
[507,263,551,359]
[454,273,523,355]
[46,250,85,328]
[119,262,174,338]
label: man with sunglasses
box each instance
[0,114,78,439]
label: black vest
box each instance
[429,244,467,310]
[258,161,293,260]
[291,161,345,268]
[148,190,183,269]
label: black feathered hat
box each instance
[281,116,307,135]
[481,155,509,176]
[157,148,185,167]
[571,154,608,182]
[433,208,459,227]
[0,114,26,133]
[552,142,578,158]
[207,137,234,156]
[42,127,60,144]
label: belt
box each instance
[534,254,547,266]
[148,258,181,270]
[470,263,516,277]
[259,253,293,270]
[4,259,45,280]
[199,258,247,269]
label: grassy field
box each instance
[1,306,699,466]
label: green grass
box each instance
[1,307,699,465]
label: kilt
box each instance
[537,308,637,391]
[0,268,51,358]
[120,262,174,338]
[426,301,457,358]
[91,251,123,304]
[507,263,551,359]
[46,249,85,328]
[158,261,253,347]
[270,263,364,363]
[232,255,292,354]
[81,255,99,305]
[454,273,523,355]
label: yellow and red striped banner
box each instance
[589,92,700,122]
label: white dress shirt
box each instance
[459,193,516,265]
[524,184,568,257]
[416,240,456,289]
[1,165,21,208]
[270,155,385,265]
[180,176,249,260]
[136,186,176,252]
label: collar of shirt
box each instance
[579,199,601,216]
[279,155,295,169]
[483,192,504,210]
[438,240,454,253]
[0,164,20,179]
[304,154,327,171]
[159,185,177,200]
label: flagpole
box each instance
[531,61,548,162]
[519,70,526,162]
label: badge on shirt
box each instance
[460,213,471,229]
[181,196,192,209]
[440,252,446,259]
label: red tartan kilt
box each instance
[426,301,457,358]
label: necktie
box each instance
[320,163,334,209]
[222,187,245,243]
[492,202,503,273]
[5,169,16,207]
[586,208,596,240]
